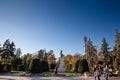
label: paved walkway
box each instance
[0,74,120,80]
[0,76,93,80]
[1,76,120,80]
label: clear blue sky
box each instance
[0,0,120,57]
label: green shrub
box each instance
[50,63,56,70]
[65,70,74,73]
[78,66,84,73]
[29,58,43,73]
[3,64,11,72]
[74,60,80,72]
[17,64,25,71]
[41,60,49,72]
[0,63,3,72]
[11,57,22,71]
[74,59,89,73]
[81,59,89,73]
[68,64,72,70]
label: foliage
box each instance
[21,53,32,71]
[41,60,49,72]
[97,60,103,65]
[74,59,89,73]
[15,48,22,58]
[67,64,72,70]
[100,37,109,57]
[65,70,74,73]
[2,39,16,58]
[3,64,11,72]
[11,57,22,71]
[74,59,79,72]
[17,64,25,71]
[78,59,89,73]
[113,48,120,70]
[47,50,56,66]
[0,63,11,72]
[62,54,72,69]
[29,58,43,73]
[50,63,56,70]
[99,37,110,64]
[113,29,120,71]
[78,65,84,73]
[37,49,45,60]
[0,29,120,73]
[84,36,97,67]
[0,63,3,72]
[70,53,83,71]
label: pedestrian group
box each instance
[94,65,111,80]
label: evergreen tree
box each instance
[113,29,120,71]
[2,39,15,58]
[100,37,109,57]
[15,48,22,58]
[29,58,43,73]
[83,36,97,68]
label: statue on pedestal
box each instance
[56,50,65,73]
[54,50,65,74]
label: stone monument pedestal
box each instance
[54,50,65,75]
[57,57,65,73]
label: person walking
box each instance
[96,66,101,80]
[94,65,97,80]
[104,65,109,80]
[94,65,101,80]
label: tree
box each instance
[113,29,120,71]
[113,42,120,70]
[70,53,82,70]
[100,37,110,60]
[47,50,56,68]
[3,39,11,50]
[15,48,22,58]
[1,39,16,58]
[62,54,72,69]
[38,49,44,60]
[83,36,97,68]
[22,53,32,71]
[10,57,22,71]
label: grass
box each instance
[65,70,74,73]
[8,70,84,77]
[40,70,82,76]
[40,71,54,76]
[10,71,24,74]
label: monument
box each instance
[54,50,65,74]
[57,50,65,73]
